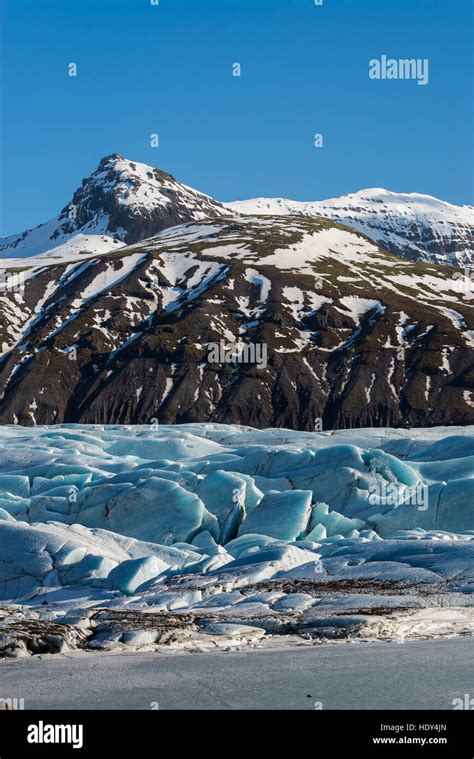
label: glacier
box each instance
[0,423,473,656]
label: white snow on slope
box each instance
[244,268,271,302]
[437,306,474,346]
[338,296,385,322]
[282,286,331,320]
[0,216,127,263]
[226,189,474,266]
[254,228,381,273]
[75,254,147,302]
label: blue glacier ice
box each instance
[0,423,473,653]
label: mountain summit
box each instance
[1,155,473,266]
[0,154,226,261]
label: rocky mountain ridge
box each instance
[1,155,473,268]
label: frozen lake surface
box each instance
[0,638,472,710]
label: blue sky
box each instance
[1,0,473,235]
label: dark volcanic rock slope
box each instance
[0,215,473,428]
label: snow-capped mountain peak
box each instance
[0,154,227,263]
[70,153,222,217]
